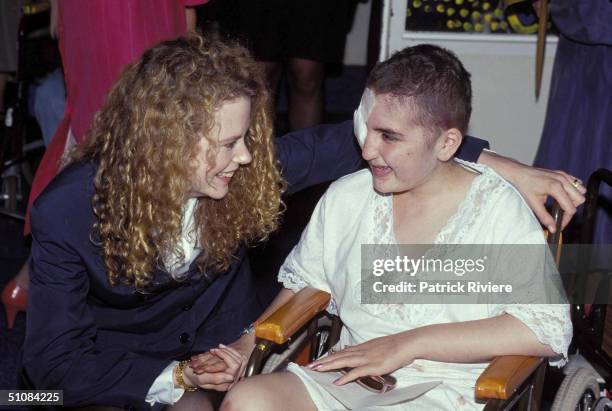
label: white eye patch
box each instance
[353,88,375,148]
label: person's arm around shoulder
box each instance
[478,150,586,232]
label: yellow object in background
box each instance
[482,2,491,10]
[507,13,539,34]
[474,22,484,32]
[462,22,473,31]
[413,0,422,8]
[446,7,456,16]
[484,13,493,23]
[494,8,504,18]
[490,20,499,31]
[460,8,469,17]
[446,19,455,29]
[455,0,464,4]
[424,4,432,13]
[471,10,482,20]
[437,4,446,13]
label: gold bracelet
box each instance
[174,360,198,392]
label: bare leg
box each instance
[287,58,324,130]
[260,61,283,99]
[68,391,220,411]
[220,372,317,411]
[168,390,222,411]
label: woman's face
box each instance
[188,97,253,199]
[361,94,441,195]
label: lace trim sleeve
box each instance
[278,268,310,293]
[492,304,573,367]
[277,267,337,315]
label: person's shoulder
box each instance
[317,169,373,214]
[326,168,372,198]
[463,160,545,243]
[31,161,96,220]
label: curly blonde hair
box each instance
[71,35,284,290]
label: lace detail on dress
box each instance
[278,269,309,293]
[279,269,339,316]
[434,161,507,244]
[358,161,529,326]
[362,191,447,323]
[493,304,572,367]
[369,192,395,244]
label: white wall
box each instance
[343,1,372,66]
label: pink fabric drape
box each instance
[25,0,207,233]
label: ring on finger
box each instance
[571,177,583,188]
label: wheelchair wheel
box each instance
[552,367,600,411]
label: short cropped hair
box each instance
[367,44,472,134]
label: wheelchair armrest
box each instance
[255,288,331,345]
[475,356,544,400]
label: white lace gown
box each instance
[278,161,572,411]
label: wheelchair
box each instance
[1,1,58,221]
[244,174,612,411]
[551,169,612,411]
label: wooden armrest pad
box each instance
[255,288,331,345]
[475,356,544,400]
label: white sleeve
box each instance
[487,189,573,367]
[488,222,572,367]
[490,304,572,367]
[145,361,185,406]
[278,193,332,294]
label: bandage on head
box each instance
[353,88,375,148]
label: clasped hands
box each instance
[182,334,255,391]
[182,332,413,390]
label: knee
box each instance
[220,381,266,411]
[288,60,324,96]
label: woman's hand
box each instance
[306,333,419,386]
[181,360,235,392]
[189,333,256,390]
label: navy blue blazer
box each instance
[24,121,488,410]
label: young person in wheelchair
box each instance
[215,45,575,410]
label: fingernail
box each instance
[219,344,227,348]
[548,225,555,233]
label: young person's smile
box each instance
[362,94,439,195]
